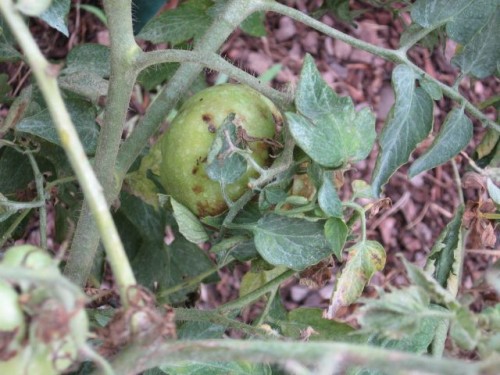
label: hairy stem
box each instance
[342,202,367,243]
[0,0,136,304]
[95,339,484,375]
[134,50,292,109]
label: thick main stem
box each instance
[64,0,141,288]
[0,0,136,304]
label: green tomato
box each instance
[0,346,59,375]
[159,84,282,217]
[0,280,25,339]
[2,245,57,272]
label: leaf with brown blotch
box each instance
[326,240,386,319]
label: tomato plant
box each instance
[0,0,499,374]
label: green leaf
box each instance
[318,172,342,218]
[116,192,215,304]
[0,147,33,195]
[450,307,479,350]
[132,0,167,34]
[253,214,332,270]
[125,142,164,208]
[451,8,500,79]
[240,12,267,37]
[144,368,167,375]
[401,256,459,310]
[353,301,445,375]
[171,197,209,244]
[62,44,110,78]
[211,236,258,263]
[351,180,376,200]
[409,108,472,177]
[371,65,433,196]
[358,286,435,338]
[40,0,71,36]
[177,321,225,340]
[137,63,179,91]
[400,23,442,51]
[287,54,376,167]
[205,114,247,186]
[365,312,443,355]
[16,96,99,155]
[0,43,22,62]
[324,217,348,261]
[0,193,17,223]
[411,0,476,28]
[0,73,11,103]
[474,128,499,167]
[329,241,386,315]
[425,206,464,289]
[487,178,500,205]
[58,72,108,104]
[2,86,33,132]
[240,266,288,297]
[412,0,500,78]
[159,361,271,375]
[138,0,213,45]
[282,307,358,342]
[419,78,443,100]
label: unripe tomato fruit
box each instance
[2,244,55,271]
[159,84,282,217]
[0,280,25,339]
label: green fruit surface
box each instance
[159,84,282,217]
[2,244,55,270]
[0,280,24,333]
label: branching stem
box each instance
[0,0,136,306]
[134,50,292,109]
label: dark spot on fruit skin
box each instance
[192,185,203,194]
[202,114,217,133]
[256,142,268,152]
[192,166,198,174]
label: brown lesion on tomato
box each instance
[192,185,204,194]
[191,166,198,175]
[196,200,227,217]
[202,113,216,133]
[236,126,283,150]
